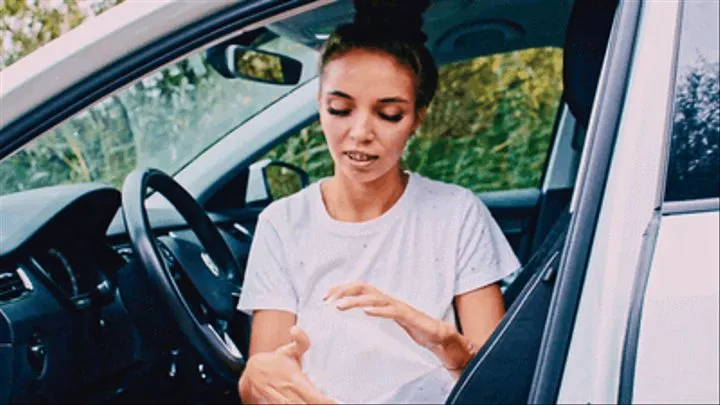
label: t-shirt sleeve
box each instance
[236,210,298,316]
[454,194,521,296]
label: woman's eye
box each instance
[379,112,403,123]
[327,107,351,116]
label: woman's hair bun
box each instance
[352,0,431,44]
[320,0,438,109]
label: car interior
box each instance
[0,0,620,403]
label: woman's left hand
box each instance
[324,281,455,355]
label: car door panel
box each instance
[632,212,720,404]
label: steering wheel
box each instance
[121,167,244,381]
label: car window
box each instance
[664,0,719,202]
[0,35,318,196]
[262,47,563,194]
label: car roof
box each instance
[270,0,572,65]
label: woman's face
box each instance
[319,49,424,184]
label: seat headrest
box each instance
[563,0,619,128]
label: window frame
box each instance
[529,1,644,402]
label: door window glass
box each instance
[0,34,318,196]
[664,1,720,202]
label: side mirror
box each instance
[245,159,309,206]
[206,45,303,85]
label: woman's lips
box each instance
[344,151,379,167]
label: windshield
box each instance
[0,35,318,196]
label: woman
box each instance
[237,1,519,403]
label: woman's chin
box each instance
[337,159,392,184]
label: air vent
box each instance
[0,268,33,303]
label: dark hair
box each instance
[319,0,439,110]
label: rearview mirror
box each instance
[206,45,303,85]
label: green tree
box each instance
[666,58,720,201]
[1,0,122,69]
[265,48,564,195]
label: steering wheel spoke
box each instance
[203,322,243,360]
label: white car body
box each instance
[0,0,717,403]
[559,2,719,403]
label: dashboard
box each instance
[0,184,255,404]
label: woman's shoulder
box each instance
[408,172,480,208]
[257,182,320,228]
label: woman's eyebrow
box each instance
[326,91,408,104]
[378,97,409,104]
[327,90,353,99]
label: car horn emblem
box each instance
[201,252,220,277]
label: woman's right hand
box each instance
[238,326,335,404]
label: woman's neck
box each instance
[322,168,409,223]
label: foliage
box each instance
[1,13,312,195]
[0,0,122,69]
[264,48,564,195]
[235,49,285,83]
[665,59,720,201]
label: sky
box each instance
[676,0,720,72]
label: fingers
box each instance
[363,305,401,320]
[277,340,301,360]
[289,325,311,356]
[324,281,371,301]
[335,294,389,311]
[262,384,305,405]
[278,326,312,361]
[257,385,287,404]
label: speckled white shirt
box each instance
[237,172,520,404]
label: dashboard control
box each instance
[27,334,47,377]
[231,223,253,240]
[115,246,134,263]
[91,318,108,343]
[94,278,115,305]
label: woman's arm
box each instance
[248,309,296,355]
[239,311,335,404]
[432,282,505,378]
[328,281,506,379]
[239,310,294,402]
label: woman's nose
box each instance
[348,113,375,142]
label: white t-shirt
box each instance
[237,173,520,404]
